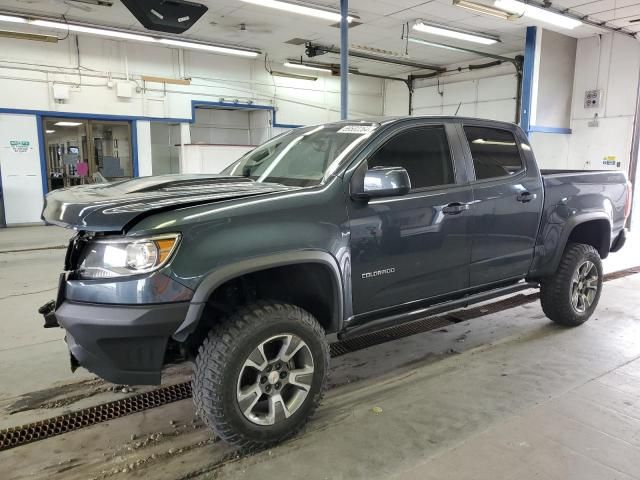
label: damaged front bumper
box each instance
[55,300,190,385]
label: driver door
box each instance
[347,122,474,316]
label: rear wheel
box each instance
[192,301,329,450]
[540,243,603,326]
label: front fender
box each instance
[172,250,345,341]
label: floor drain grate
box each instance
[2,265,638,451]
[0,382,191,452]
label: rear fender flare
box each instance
[546,212,611,275]
[172,251,345,341]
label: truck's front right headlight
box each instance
[77,234,181,279]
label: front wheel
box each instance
[540,243,603,326]
[192,301,329,450]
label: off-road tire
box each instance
[540,243,603,326]
[192,301,329,450]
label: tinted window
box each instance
[367,126,454,189]
[222,123,379,187]
[464,126,524,180]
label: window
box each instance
[223,123,379,187]
[367,126,454,190]
[463,126,524,180]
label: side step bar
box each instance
[339,281,539,340]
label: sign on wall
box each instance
[9,140,31,153]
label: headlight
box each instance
[77,234,181,279]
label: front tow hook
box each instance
[39,300,60,328]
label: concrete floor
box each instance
[0,225,639,479]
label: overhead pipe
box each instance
[306,42,445,72]
[406,36,524,123]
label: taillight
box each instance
[624,179,633,221]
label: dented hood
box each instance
[42,174,296,232]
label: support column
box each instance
[340,0,349,120]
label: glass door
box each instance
[88,120,133,181]
[43,117,133,191]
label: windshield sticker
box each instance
[337,125,375,134]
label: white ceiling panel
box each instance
[0,0,637,76]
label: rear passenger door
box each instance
[459,123,543,287]
[348,122,473,315]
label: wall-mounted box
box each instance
[116,81,134,98]
[584,89,602,108]
[52,84,70,101]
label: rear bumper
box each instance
[610,228,627,253]
[56,301,189,385]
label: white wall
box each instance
[0,33,385,223]
[533,29,576,129]
[383,80,410,116]
[567,33,640,172]
[181,145,253,174]
[136,120,153,177]
[150,123,180,176]
[383,59,520,123]
[411,72,518,122]
[0,35,384,124]
[0,114,44,224]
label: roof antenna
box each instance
[455,102,462,115]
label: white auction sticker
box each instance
[337,125,375,134]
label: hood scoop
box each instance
[42,174,296,232]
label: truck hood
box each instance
[42,174,297,231]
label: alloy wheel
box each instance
[571,260,599,313]
[236,334,314,426]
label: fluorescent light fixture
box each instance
[157,38,259,57]
[271,70,318,81]
[54,121,83,126]
[0,14,26,23]
[31,19,155,41]
[0,30,58,42]
[284,61,332,73]
[413,20,499,45]
[0,14,261,57]
[409,36,470,52]
[494,0,582,29]
[46,129,56,134]
[238,0,353,23]
[453,0,512,20]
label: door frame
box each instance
[38,114,138,195]
[343,118,476,321]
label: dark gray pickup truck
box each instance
[41,116,631,449]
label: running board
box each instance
[339,281,539,340]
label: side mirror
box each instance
[352,166,411,200]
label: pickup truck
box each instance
[41,116,631,450]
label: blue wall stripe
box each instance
[0,100,302,201]
[35,114,49,195]
[521,26,537,136]
[529,125,572,134]
[0,100,302,129]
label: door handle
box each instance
[442,202,470,215]
[517,191,536,203]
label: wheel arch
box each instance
[173,251,345,342]
[550,213,611,273]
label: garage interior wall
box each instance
[385,59,520,123]
[384,30,640,184]
[0,33,385,224]
[567,33,640,174]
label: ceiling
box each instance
[0,0,639,76]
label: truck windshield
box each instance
[222,123,378,187]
